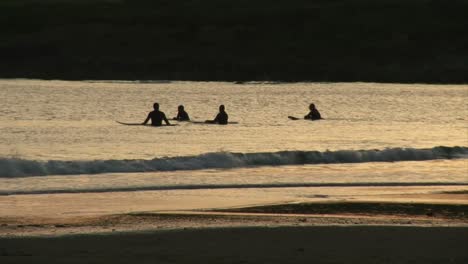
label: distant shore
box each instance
[1,0,467,83]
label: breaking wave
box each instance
[1,146,466,178]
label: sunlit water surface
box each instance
[0,80,467,216]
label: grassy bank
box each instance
[1,0,467,83]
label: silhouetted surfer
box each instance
[143,103,171,126]
[206,105,228,125]
[304,103,322,120]
[173,105,190,121]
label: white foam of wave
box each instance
[0,146,466,178]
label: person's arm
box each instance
[163,113,171,125]
[304,112,311,119]
[213,113,220,123]
[142,113,151,125]
[316,110,322,119]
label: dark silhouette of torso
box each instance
[214,111,228,125]
[176,110,190,121]
[147,110,167,126]
[305,108,321,120]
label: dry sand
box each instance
[1,225,467,264]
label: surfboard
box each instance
[288,116,301,120]
[288,116,323,121]
[116,121,178,126]
[190,121,239,125]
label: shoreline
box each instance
[2,78,468,86]
[2,197,467,262]
[1,200,467,237]
[1,78,468,85]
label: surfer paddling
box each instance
[173,105,190,121]
[205,105,228,125]
[143,103,171,126]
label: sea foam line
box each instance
[1,182,467,196]
[0,146,466,178]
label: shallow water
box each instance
[0,80,467,215]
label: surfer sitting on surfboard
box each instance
[288,103,323,121]
[143,103,171,126]
[173,105,190,121]
[205,105,228,125]
[304,103,322,120]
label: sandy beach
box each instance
[1,191,468,263]
[1,225,467,264]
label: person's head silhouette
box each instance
[219,105,225,112]
[309,103,316,110]
[153,103,160,111]
[178,105,185,112]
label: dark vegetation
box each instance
[1,0,467,83]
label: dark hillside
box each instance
[1,0,467,82]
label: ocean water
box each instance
[0,79,467,216]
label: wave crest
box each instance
[1,146,466,178]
